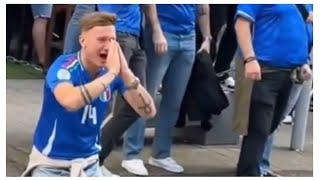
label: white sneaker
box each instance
[220,76,235,92]
[121,159,148,176]
[148,157,184,173]
[223,76,235,88]
[100,166,120,177]
[282,115,293,125]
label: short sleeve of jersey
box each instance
[236,4,263,22]
[46,58,73,93]
[111,76,128,95]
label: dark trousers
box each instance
[98,32,146,165]
[214,5,237,74]
[236,69,293,176]
[196,5,237,76]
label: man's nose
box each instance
[103,43,109,50]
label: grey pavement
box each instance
[6,79,313,177]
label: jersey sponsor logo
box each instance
[57,69,71,81]
[99,86,112,102]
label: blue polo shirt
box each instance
[236,4,310,68]
[33,52,127,160]
[157,4,197,35]
[97,4,141,36]
[305,4,313,50]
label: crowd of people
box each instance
[16,4,313,177]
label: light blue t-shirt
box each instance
[236,4,311,68]
[33,52,127,160]
[98,4,141,36]
[157,4,197,35]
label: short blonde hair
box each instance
[79,12,116,33]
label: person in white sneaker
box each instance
[122,4,211,175]
[207,5,238,90]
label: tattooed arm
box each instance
[121,70,157,119]
[116,43,156,119]
[197,4,211,53]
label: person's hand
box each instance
[198,38,210,53]
[116,43,135,82]
[152,31,168,55]
[105,40,120,75]
[301,64,312,80]
[245,59,261,81]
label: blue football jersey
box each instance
[33,52,127,160]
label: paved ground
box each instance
[6,79,313,176]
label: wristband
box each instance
[127,77,140,90]
[244,56,257,64]
[101,82,108,91]
[82,85,93,103]
[80,85,90,104]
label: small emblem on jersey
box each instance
[99,86,112,102]
[57,69,71,80]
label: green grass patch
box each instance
[6,60,44,79]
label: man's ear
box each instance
[79,34,85,48]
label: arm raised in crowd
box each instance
[142,4,167,54]
[234,16,261,81]
[197,4,211,53]
[53,41,121,112]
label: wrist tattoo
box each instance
[137,93,152,114]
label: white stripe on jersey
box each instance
[42,119,58,156]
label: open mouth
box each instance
[99,52,108,59]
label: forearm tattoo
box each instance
[137,93,152,114]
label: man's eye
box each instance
[98,38,107,42]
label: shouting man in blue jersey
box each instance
[22,12,156,177]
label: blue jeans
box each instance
[31,161,103,177]
[123,28,196,159]
[31,4,53,19]
[259,83,304,175]
[260,135,274,175]
[63,4,96,54]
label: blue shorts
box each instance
[31,4,53,19]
